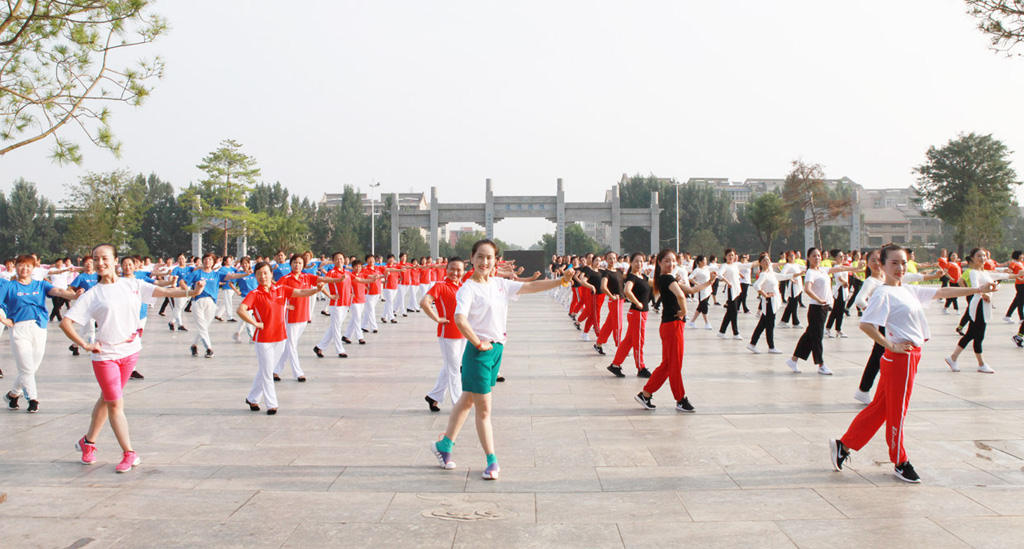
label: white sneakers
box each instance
[785,358,801,373]
[580,333,590,342]
[1003,316,1015,324]
[978,364,995,374]
[687,321,696,329]
[853,390,871,405]
[945,357,960,372]
[767,348,782,354]
[817,364,833,375]
[703,324,713,330]
[746,343,760,354]
[717,332,728,339]
[837,332,848,339]
[825,330,834,338]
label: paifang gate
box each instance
[390,179,662,257]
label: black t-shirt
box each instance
[657,274,681,322]
[602,270,624,298]
[584,267,603,290]
[626,273,651,312]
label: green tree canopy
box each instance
[0,1,167,163]
[0,178,59,258]
[63,169,149,256]
[744,192,790,256]
[137,173,191,257]
[914,132,1020,254]
[185,139,263,257]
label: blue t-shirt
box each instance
[185,270,228,302]
[218,266,237,288]
[236,274,258,297]
[134,272,156,318]
[273,264,291,282]
[70,272,99,292]
[0,279,54,328]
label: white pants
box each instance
[418,284,430,305]
[172,297,186,328]
[427,338,465,405]
[9,321,46,401]
[403,284,418,311]
[308,291,317,320]
[249,340,284,408]
[192,297,216,350]
[215,289,236,320]
[344,302,365,341]
[275,322,307,378]
[384,288,399,321]
[235,317,255,341]
[363,294,380,332]
[316,305,348,354]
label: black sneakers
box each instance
[829,439,850,471]
[637,367,652,378]
[4,392,19,410]
[168,322,175,331]
[205,349,214,358]
[27,399,38,413]
[607,365,625,378]
[894,461,921,483]
[190,345,198,357]
[675,397,695,413]
[69,344,79,356]
[425,395,440,412]
[593,344,605,355]
[634,392,655,410]
[130,370,145,380]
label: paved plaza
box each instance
[1,288,1023,548]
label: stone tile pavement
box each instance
[1,289,1023,547]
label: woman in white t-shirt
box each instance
[946,248,1021,373]
[430,240,574,481]
[830,244,996,483]
[60,244,203,474]
[686,256,715,330]
[785,247,862,376]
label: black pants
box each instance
[793,304,827,365]
[711,280,720,301]
[780,294,801,326]
[696,296,710,315]
[858,326,886,392]
[846,277,862,310]
[49,296,68,321]
[719,288,739,335]
[1005,284,1024,320]
[825,288,846,333]
[750,304,776,348]
[780,280,789,302]
[959,295,974,328]
[738,283,750,313]
[957,311,987,354]
[159,297,172,315]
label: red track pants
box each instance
[840,347,920,465]
[612,309,646,371]
[596,298,624,346]
[643,320,685,401]
[586,292,605,336]
[570,287,583,315]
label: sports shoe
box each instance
[767,348,782,354]
[716,332,728,339]
[129,370,144,380]
[116,451,140,473]
[26,399,38,413]
[635,392,655,410]
[893,461,921,483]
[607,365,625,378]
[945,357,960,372]
[817,364,833,376]
[1003,316,1015,324]
[686,321,696,328]
[732,334,743,340]
[825,330,834,338]
[190,345,198,357]
[168,322,175,331]
[941,308,950,315]
[232,333,241,343]
[853,390,871,405]
[777,323,789,329]
[76,436,96,464]
[430,439,456,469]
[580,332,590,342]
[205,349,214,359]
[593,344,605,355]
[482,462,500,480]
[785,358,801,373]
[637,367,652,378]
[4,392,20,410]
[978,364,995,374]
[1014,334,1024,348]
[675,397,695,413]
[746,343,760,354]
[703,324,713,330]
[837,332,848,339]
[829,438,851,471]
[177,325,188,332]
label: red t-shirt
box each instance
[411,267,421,285]
[984,259,997,271]
[351,271,367,304]
[241,284,296,343]
[400,263,413,285]
[327,268,352,307]
[427,279,464,339]
[436,265,445,281]
[366,265,383,294]
[945,261,962,284]
[279,272,318,323]
[1010,261,1024,284]
[385,265,400,290]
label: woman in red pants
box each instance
[607,253,652,378]
[634,250,715,412]
[830,244,996,483]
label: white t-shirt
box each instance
[781,263,804,297]
[739,263,752,284]
[717,263,741,295]
[690,267,712,300]
[31,267,49,281]
[49,271,72,290]
[861,284,939,347]
[967,269,996,321]
[454,277,523,344]
[671,265,689,281]
[65,278,158,360]
[804,267,832,304]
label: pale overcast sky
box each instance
[4,0,1024,247]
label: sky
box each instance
[5,0,1024,247]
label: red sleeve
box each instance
[241,291,257,309]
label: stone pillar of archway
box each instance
[429,187,439,258]
[485,178,494,240]
[556,178,566,256]
[610,185,621,252]
[650,191,660,254]
[390,192,400,256]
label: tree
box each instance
[686,228,721,256]
[0,1,167,163]
[966,0,1024,55]
[535,223,605,257]
[400,228,429,258]
[137,173,191,257]
[0,178,59,258]
[745,192,790,255]
[914,132,1020,255]
[676,182,733,252]
[782,160,853,249]
[185,139,263,257]
[63,169,148,255]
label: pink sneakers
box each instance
[76,436,96,465]
[116,451,140,473]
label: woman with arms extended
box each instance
[830,244,997,483]
[62,244,202,473]
[429,240,574,480]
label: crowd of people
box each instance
[0,241,1022,483]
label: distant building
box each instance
[318,190,430,241]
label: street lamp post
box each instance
[675,180,680,252]
[369,181,381,257]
